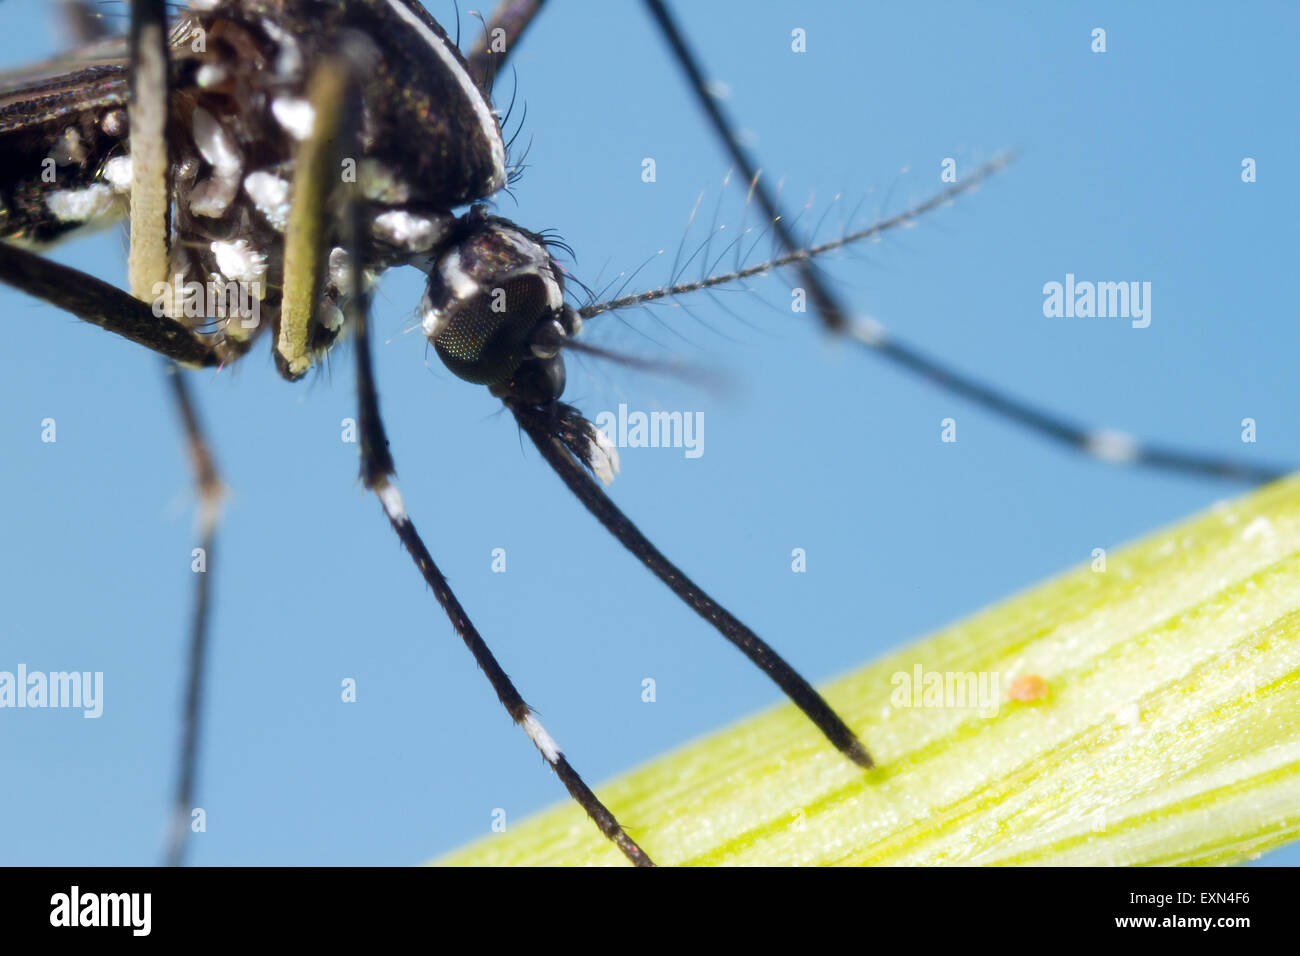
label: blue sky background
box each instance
[0,0,1296,866]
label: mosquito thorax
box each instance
[420,205,575,400]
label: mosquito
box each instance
[0,1,1286,867]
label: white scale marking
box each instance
[211,239,267,286]
[46,185,117,224]
[191,107,243,218]
[589,429,621,486]
[271,97,316,142]
[260,17,304,78]
[419,291,447,339]
[243,171,291,230]
[1084,429,1140,463]
[372,210,445,251]
[373,478,408,523]
[102,156,133,192]
[522,714,562,764]
[850,316,889,347]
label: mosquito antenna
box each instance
[509,399,874,770]
[674,219,730,289]
[731,171,759,273]
[640,0,1291,484]
[840,186,875,244]
[807,190,842,255]
[583,157,1286,482]
[700,284,766,336]
[666,190,704,288]
[599,246,668,315]
[739,214,780,276]
[703,224,752,285]
[699,170,733,280]
[580,154,1013,320]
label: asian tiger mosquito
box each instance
[0,1,1293,866]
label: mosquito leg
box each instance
[642,0,1284,486]
[0,244,221,366]
[126,0,220,868]
[465,0,547,91]
[162,366,224,868]
[127,0,172,302]
[857,332,1288,484]
[0,0,215,368]
[641,1,842,329]
[294,47,655,867]
[353,294,654,867]
[509,400,875,771]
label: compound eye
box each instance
[429,274,549,386]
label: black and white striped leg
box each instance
[849,329,1288,484]
[642,0,1286,486]
[305,46,654,865]
[347,240,654,868]
[509,400,875,771]
[162,366,224,868]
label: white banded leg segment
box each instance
[362,476,653,866]
[1083,429,1141,464]
[849,316,889,348]
[371,476,408,524]
[521,712,562,764]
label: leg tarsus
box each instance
[162,365,224,867]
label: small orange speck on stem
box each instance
[1008,674,1049,702]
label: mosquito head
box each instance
[419,205,578,402]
